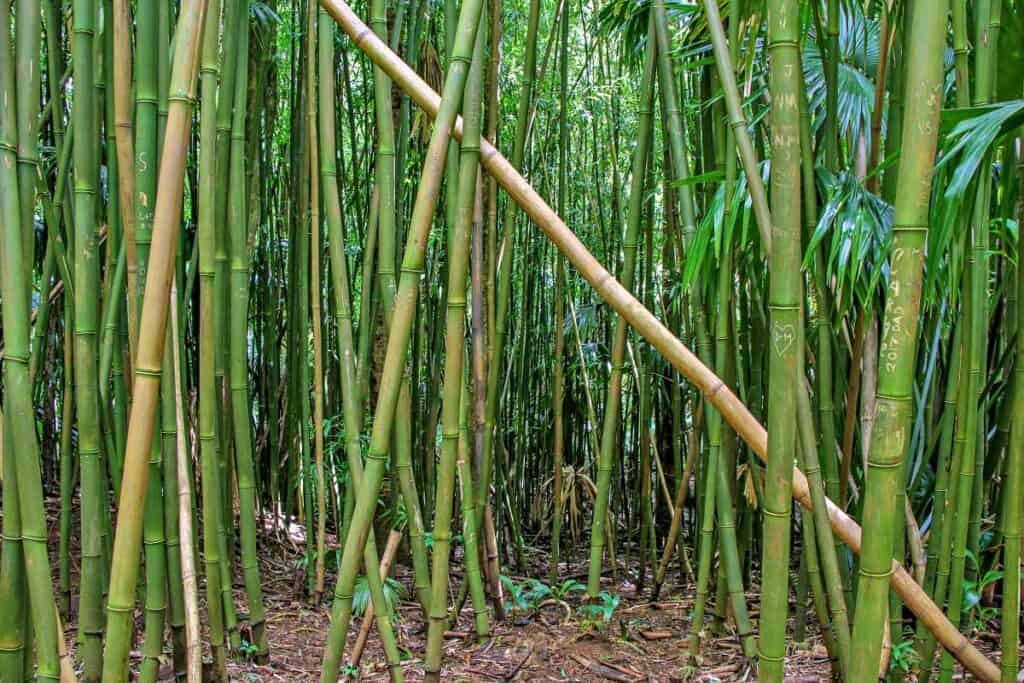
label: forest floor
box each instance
[43,497,1016,681]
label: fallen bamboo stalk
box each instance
[316,1,1000,680]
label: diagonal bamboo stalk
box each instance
[102,0,210,678]
[316,2,1000,679]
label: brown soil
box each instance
[41,498,1017,681]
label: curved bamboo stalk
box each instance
[316,3,1002,679]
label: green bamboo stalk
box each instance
[129,0,173,670]
[849,0,948,679]
[1001,147,1023,683]
[228,5,269,660]
[102,0,210,677]
[2,3,61,678]
[196,0,229,674]
[456,353,490,640]
[369,0,432,612]
[0,410,26,683]
[914,315,963,672]
[69,0,104,673]
[796,69,851,675]
[317,8,407,679]
[212,0,240,612]
[480,0,540,557]
[425,11,488,675]
[320,0,486,674]
[939,3,999,666]
[938,181,991,683]
[57,309,75,622]
[308,0,328,605]
[586,12,655,598]
[824,0,839,170]
[760,2,801,679]
[650,0,717,619]
[795,378,851,675]
[135,8,170,667]
[549,0,569,586]
[698,0,772,251]
[16,0,41,297]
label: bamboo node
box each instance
[857,566,893,579]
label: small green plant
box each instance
[578,591,621,631]
[238,638,259,659]
[887,634,920,680]
[343,663,360,678]
[550,578,586,601]
[500,575,534,612]
[961,550,1003,631]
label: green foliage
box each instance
[239,638,260,659]
[803,1,880,146]
[938,100,1024,198]
[960,550,1003,631]
[580,590,621,624]
[886,634,919,679]
[352,575,404,619]
[803,167,893,318]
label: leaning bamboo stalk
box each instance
[320,0,486,673]
[102,0,210,678]
[170,277,202,683]
[350,529,404,666]
[587,10,656,598]
[316,3,1001,679]
[699,0,771,252]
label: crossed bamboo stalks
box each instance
[316,0,1000,679]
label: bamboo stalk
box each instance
[170,276,203,683]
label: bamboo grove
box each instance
[0,0,1022,681]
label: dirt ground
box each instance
[43,498,1018,681]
